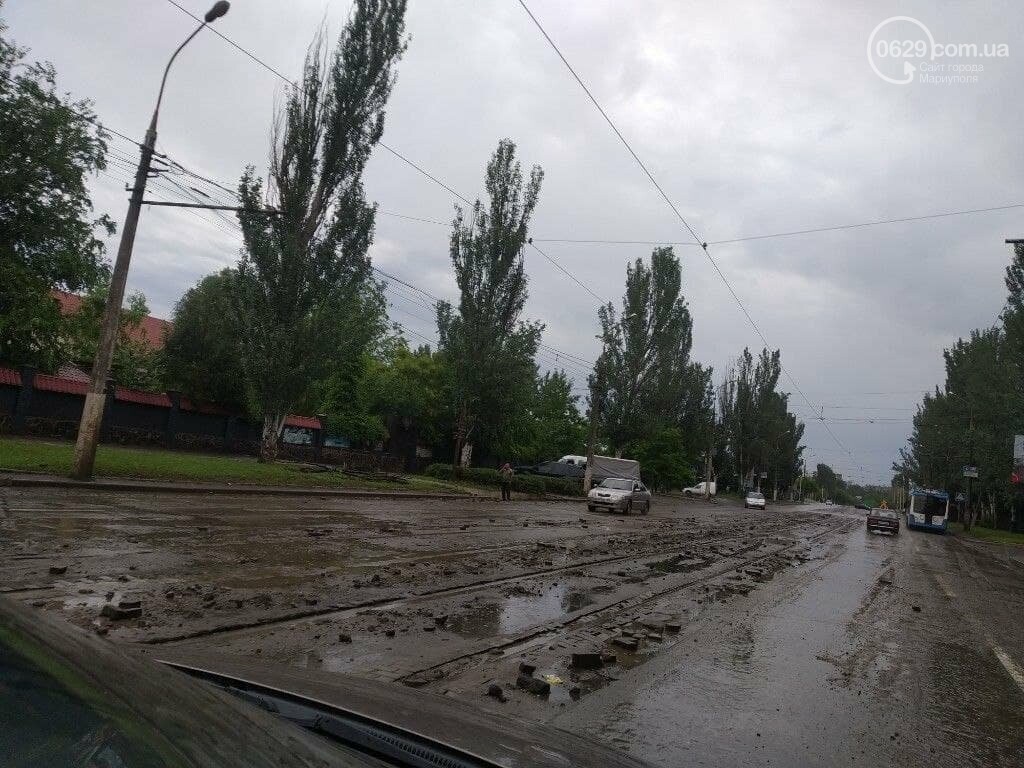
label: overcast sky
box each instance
[7,1,1022,482]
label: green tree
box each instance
[163,269,246,410]
[62,278,162,391]
[0,10,114,370]
[717,347,804,494]
[234,0,407,461]
[370,342,447,449]
[894,243,1024,530]
[814,463,844,501]
[436,138,544,467]
[523,370,586,463]
[627,426,693,492]
[597,247,697,454]
[304,296,394,448]
[897,327,1015,529]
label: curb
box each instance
[0,472,477,500]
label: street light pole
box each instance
[71,2,230,480]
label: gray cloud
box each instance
[7,0,1022,482]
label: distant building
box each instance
[52,290,172,351]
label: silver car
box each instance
[587,477,652,514]
[744,490,767,509]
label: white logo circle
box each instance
[866,16,936,85]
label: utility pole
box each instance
[704,392,715,500]
[583,355,607,494]
[966,409,975,530]
[71,2,231,480]
[583,388,602,494]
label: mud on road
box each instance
[1,488,839,686]
[5,487,1021,766]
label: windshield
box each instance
[874,510,899,519]
[2,2,1021,766]
[1,635,172,767]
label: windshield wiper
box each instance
[185,670,488,768]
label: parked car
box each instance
[518,459,586,480]
[683,480,717,497]
[587,477,651,514]
[866,508,901,535]
[1,596,651,768]
[558,454,589,466]
[744,490,766,510]
[825,499,834,506]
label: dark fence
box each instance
[0,366,402,473]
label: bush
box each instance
[542,477,584,497]
[511,474,546,495]
[424,463,566,496]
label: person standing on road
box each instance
[499,462,513,501]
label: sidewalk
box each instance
[0,471,478,500]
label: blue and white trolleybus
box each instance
[906,487,949,533]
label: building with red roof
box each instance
[52,290,172,351]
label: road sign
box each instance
[962,466,979,479]
[955,492,965,503]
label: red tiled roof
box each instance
[1,365,322,430]
[115,386,171,408]
[285,414,321,429]
[34,373,89,396]
[57,363,91,382]
[52,290,172,351]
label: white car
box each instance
[587,477,651,514]
[682,480,716,497]
[744,490,766,510]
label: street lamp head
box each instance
[204,1,230,22]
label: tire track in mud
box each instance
[145,518,819,646]
[392,518,855,687]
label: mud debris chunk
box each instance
[571,652,603,669]
[48,565,68,575]
[516,675,550,696]
[101,600,142,620]
[612,636,639,652]
[486,683,507,702]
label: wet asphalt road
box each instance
[2,486,1022,766]
[553,508,1024,767]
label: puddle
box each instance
[448,583,596,638]
[647,553,711,573]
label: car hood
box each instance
[589,488,630,499]
[2,597,652,768]
[154,648,651,768]
[0,597,369,767]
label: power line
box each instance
[517,0,863,472]
[528,240,607,304]
[370,268,593,370]
[159,3,604,313]
[164,0,295,84]
[379,210,448,226]
[378,144,473,207]
[531,203,1024,247]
